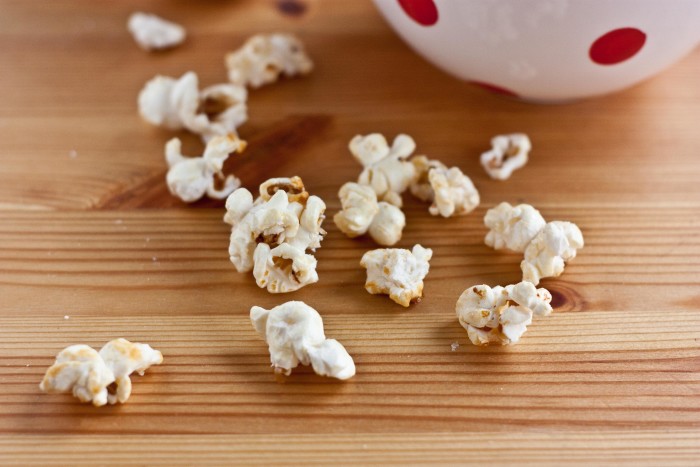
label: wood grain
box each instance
[0,0,699,464]
[1,432,699,466]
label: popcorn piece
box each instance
[225,177,326,291]
[250,301,355,379]
[39,339,163,406]
[225,188,300,272]
[98,338,163,405]
[456,281,553,346]
[410,156,480,217]
[484,202,546,253]
[39,345,114,407]
[480,133,531,180]
[165,134,246,203]
[226,33,313,88]
[138,72,247,142]
[127,12,185,51]
[253,243,318,293]
[368,202,406,246]
[521,221,584,285]
[360,244,432,307]
[427,166,479,217]
[350,134,417,207]
[333,182,405,246]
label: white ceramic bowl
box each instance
[374,0,700,101]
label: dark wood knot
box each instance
[545,281,587,312]
[276,0,307,17]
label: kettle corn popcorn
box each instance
[360,244,433,307]
[485,202,583,284]
[225,177,326,292]
[456,281,552,346]
[426,166,480,217]
[226,33,313,88]
[39,345,114,406]
[480,133,531,180]
[165,133,246,202]
[410,156,480,217]
[138,71,247,142]
[40,339,162,406]
[127,12,185,51]
[350,133,417,207]
[333,182,405,246]
[484,202,546,253]
[521,221,584,285]
[250,301,355,379]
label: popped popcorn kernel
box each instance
[350,133,417,207]
[481,133,531,180]
[360,244,432,307]
[250,301,355,379]
[456,281,553,346]
[127,12,185,51]
[484,202,546,252]
[521,221,584,285]
[225,177,326,292]
[138,71,247,142]
[334,182,405,246]
[226,33,313,88]
[165,133,246,203]
[427,166,480,217]
[39,345,113,406]
[40,339,162,406]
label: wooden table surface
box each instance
[1,0,699,465]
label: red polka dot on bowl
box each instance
[398,0,438,26]
[589,28,646,65]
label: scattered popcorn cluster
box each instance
[136,30,313,203]
[484,202,584,285]
[455,202,584,346]
[40,339,162,406]
[334,133,481,250]
[40,22,589,405]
